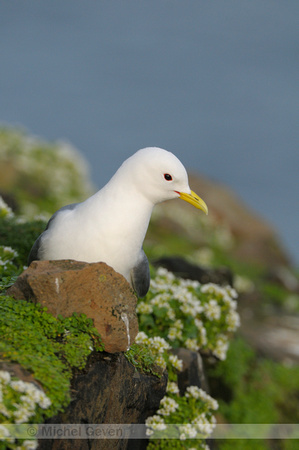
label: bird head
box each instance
[122,147,208,214]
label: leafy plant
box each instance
[207,337,299,449]
[137,267,240,361]
[134,264,241,449]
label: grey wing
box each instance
[27,202,79,266]
[27,233,45,265]
[130,250,150,298]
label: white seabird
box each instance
[28,147,208,297]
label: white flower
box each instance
[168,354,183,371]
[225,310,241,331]
[167,327,182,342]
[194,319,208,346]
[150,293,171,307]
[173,319,184,330]
[166,308,176,320]
[23,440,39,450]
[145,415,167,430]
[0,370,11,384]
[136,302,153,314]
[224,285,238,299]
[213,335,229,360]
[135,331,149,345]
[192,413,216,437]
[157,396,179,416]
[172,286,194,304]
[14,407,33,423]
[155,355,167,369]
[150,268,175,292]
[2,246,18,259]
[10,380,28,393]
[156,267,175,281]
[185,385,202,399]
[180,303,196,316]
[0,424,14,443]
[145,415,167,435]
[179,424,198,439]
[149,337,171,354]
[185,338,199,351]
[203,299,221,321]
[37,392,52,409]
[11,380,51,412]
[166,381,179,394]
[201,283,223,296]
[0,402,10,418]
[0,196,14,218]
[179,278,201,289]
[185,386,218,410]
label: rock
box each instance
[39,352,167,450]
[7,260,138,353]
[154,256,233,286]
[0,361,42,389]
[172,348,208,394]
[264,266,299,293]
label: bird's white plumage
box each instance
[29,147,200,296]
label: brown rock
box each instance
[0,361,42,389]
[7,260,138,353]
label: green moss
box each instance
[0,295,104,419]
[125,343,162,378]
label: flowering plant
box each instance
[0,370,51,449]
[137,267,240,361]
[135,331,218,449]
[0,198,13,220]
[135,267,241,448]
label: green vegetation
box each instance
[125,343,163,378]
[0,294,104,417]
[207,337,299,449]
[0,127,298,450]
[0,127,92,217]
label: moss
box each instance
[125,343,163,378]
[0,295,104,419]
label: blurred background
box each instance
[0,0,298,265]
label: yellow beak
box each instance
[178,190,208,215]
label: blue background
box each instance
[0,1,298,264]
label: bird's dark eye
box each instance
[164,173,172,181]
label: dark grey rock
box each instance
[39,352,167,450]
[154,256,233,286]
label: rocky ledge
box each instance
[7,260,138,353]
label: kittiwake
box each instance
[28,147,208,297]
